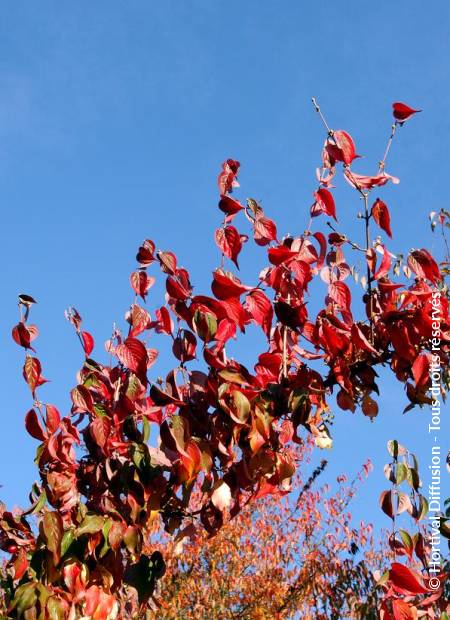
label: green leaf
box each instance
[405,466,421,491]
[142,416,150,443]
[93,403,108,418]
[193,309,217,343]
[60,530,75,557]
[395,463,408,485]
[10,582,38,616]
[399,529,413,554]
[43,512,63,564]
[76,514,105,537]
[22,488,47,516]
[99,519,112,558]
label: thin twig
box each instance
[363,193,374,341]
[378,122,398,173]
[311,97,333,135]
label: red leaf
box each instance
[244,290,273,338]
[328,281,351,311]
[392,599,417,620]
[321,322,347,356]
[362,394,379,419]
[221,297,246,330]
[412,353,430,388]
[389,562,429,595]
[211,270,252,300]
[153,307,173,335]
[130,270,155,301]
[253,217,277,246]
[23,357,45,394]
[268,245,297,265]
[25,408,46,441]
[166,270,192,301]
[215,226,244,267]
[380,490,394,519]
[81,331,94,357]
[393,102,421,124]
[172,330,197,362]
[218,159,240,194]
[136,239,155,265]
[408,249,441,284]
[12,323,38,351]
[45,404,61,433]
[372,198,392,238]
[313,232,327,269]
[344,169,400,190]
[71,385,94,413]
[351,324,377,354]
[157,251,177,275]
[312,188,337,221]
[116,337,148,374]
[374,245,392,280]
[91,417,111,450]
[274,300,307,330]
[128,304,151,338]
[218,195,244,220]
[215,318,237,346]
[147,348,158,368]
[326,130,358,165]
[13,548,28,581]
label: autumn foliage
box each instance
[1,100,449,618]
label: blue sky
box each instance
[1,2,449,535]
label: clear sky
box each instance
[1,2,449,535]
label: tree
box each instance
[146,449,383,619]
[1,100,448,618]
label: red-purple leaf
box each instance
[25,408,46,441]
[218,159,240,194]
[412,353,430,388]
[312,188,337,221]
[23,357,45,394]
[136,239,156,265]
[328,281,351,311]
[392,102,421,124]
[389,562,428,594]
[116,337,148,374]
[12,323,38,351]
[253,217,277,246]
[81,331,94,357]
[130,270,155,301]
[326,130,358,165]
[408,249,441,284]
[157,251,177,275]
[128,304,151,338]
[244,290,273,338]
[215,226,244,267]
[71,385,94,413]
[344,169,399,190]
[371,198,392,238]
[45,404,61,433]
[211,270,252,300]
[374,245,392,280]
[218,195,244,221]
